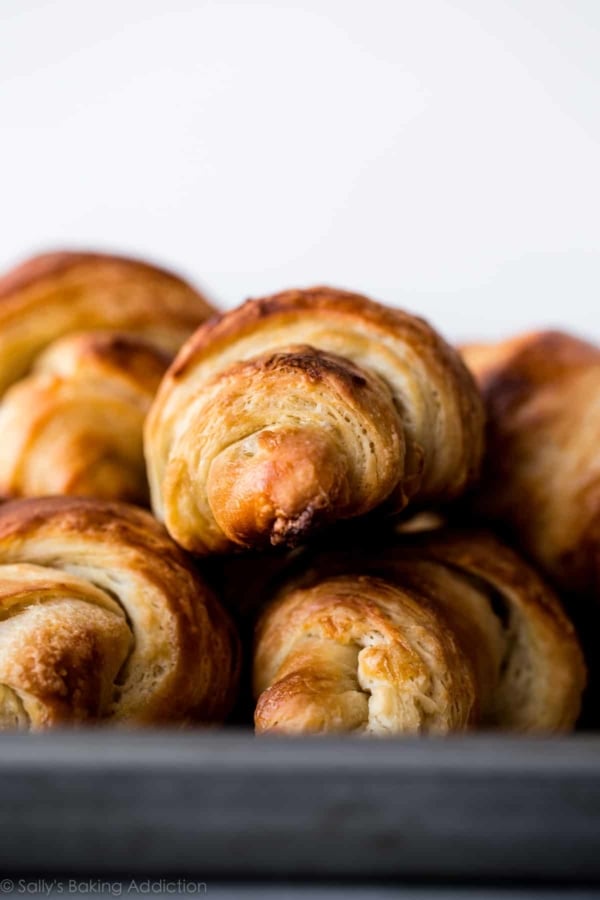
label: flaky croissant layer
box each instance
[0,332,170,504]
[253,530,585,735]
[145,287,484,553]
[0,251,216,504]
[0,251,215,385]
[0,497,240,729]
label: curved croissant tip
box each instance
[206,427,350,548]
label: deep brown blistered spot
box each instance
[52,332,171,391]
[270,505,320,547]
[259,346,368,389]
[87,333,170,369]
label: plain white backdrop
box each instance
[1,0,598,342]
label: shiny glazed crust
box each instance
[253,529,585,735]
[0,497,240,729]
[145,287,484,553]
[462,331,600,597]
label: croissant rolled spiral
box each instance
[253,530,585,735]
[0,251,215,502]
[0,250,214,377]
[0,333,170,504]
[145,287,484,553]
[461,331,600,599]
[0,497,240,729]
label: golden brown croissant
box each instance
[0,332,170,504]
[0,251,215,503]
[253,529,585,735]
[145,287,484,554]
[461,331,600,599]
[0,497,240,729]
[0,250,214,378]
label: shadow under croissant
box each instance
[201,548,297,728]
[562,595,600,731]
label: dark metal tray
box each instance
[1,731,599,883]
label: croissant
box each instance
[253,529,585,734]
[0,496,240,729]
[461,331,600,599]
[0,332,170,504]
[0,250,214,373]
[145,287,484,554]
[0,251,215,503]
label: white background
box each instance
[1,0,598,342]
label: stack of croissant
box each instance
[0,249,593,735]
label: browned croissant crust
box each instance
[254,529,585,734]
[462,331,600,598]
[0,251,214,377]
[0,497,240,729]
[145,287,484,554]
[0,251,215,503]
[0,333,170,504]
